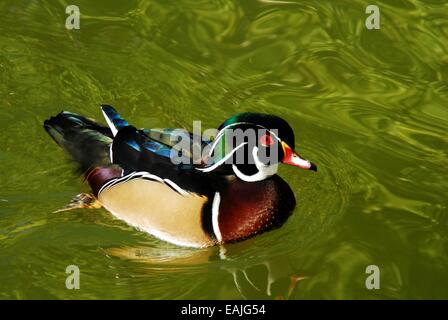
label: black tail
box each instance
[44,111,113,172]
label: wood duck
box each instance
[44,105,316,248]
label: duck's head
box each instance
[201,112,317,182]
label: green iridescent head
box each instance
[200,113,316,182]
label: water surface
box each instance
[0,0,447,299]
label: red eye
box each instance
[260,134,274,147]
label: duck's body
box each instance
[95,170,294,247]
[44,106,315,247]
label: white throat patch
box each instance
[232,147,278,182]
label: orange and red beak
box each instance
[281,141,317,171]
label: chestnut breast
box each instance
[217,175,296,243]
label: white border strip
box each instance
[212,192,222,243]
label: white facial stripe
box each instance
[232,147,278,182]
[202,122,282,175]
[208,122,247,157]
[197,142,248,173]
[212,192,222,243]
[208,122,281,157]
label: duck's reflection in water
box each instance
[225,257,308,300]
[105,243,309,300]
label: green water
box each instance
[1,0,447,300]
